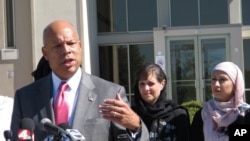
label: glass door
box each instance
[167,38,197,104]
[198,37,226,101]
[167,36,227,104]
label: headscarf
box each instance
[201,61,250,141]
[133,86,180,129]
[132,63,185,130]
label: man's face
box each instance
[42,24,82,80]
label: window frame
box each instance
[5,0,15,48]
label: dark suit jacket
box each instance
[11,71,149,141]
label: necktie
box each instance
[54,82,69,125]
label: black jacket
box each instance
[190,108,246,141]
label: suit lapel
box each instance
[34,75,54,123]
[72,72,97,130]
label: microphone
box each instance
[58,123,85,141]
[51,123,71,141]
[18,118,35,141]
[58,123,71,130]
[50,123,70,141]
[41,118,85,141]
[40,118,69,138]
[3,130,12,141]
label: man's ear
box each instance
[79,41,82,50]
[41,46,48,60]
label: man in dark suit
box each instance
[10,20,149,141]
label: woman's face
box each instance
[211,70,235,102]
[138,73,165,105]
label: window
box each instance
[242,0,250,25]
[170,0,198,26]
[6,0,15,47]
[200,0,228,25]
[99,44,154,104]
[170,0,228,27]
[97,0,157,32]
[243,39,250,103]
[127,0,157,31]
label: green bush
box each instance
[181,100,203,124]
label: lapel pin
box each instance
[88,93,96,101]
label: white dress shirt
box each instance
[52,68,82,125]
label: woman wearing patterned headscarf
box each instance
[191,61,250,141]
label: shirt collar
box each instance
[52,68,82,92]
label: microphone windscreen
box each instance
[40,118,65,135]
[21,118,35,130]
[40,118,52,131]
[3,130,12,139]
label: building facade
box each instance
[1,0,250,105]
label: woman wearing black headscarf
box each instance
[132,63,190,141]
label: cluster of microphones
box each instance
[3,118,85,141]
